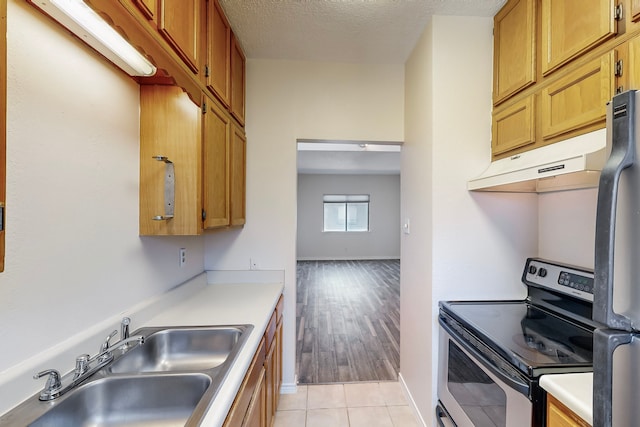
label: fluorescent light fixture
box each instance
[32,0,157,76]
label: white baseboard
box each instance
[296,256,400,261]
[399,373,427,427]
[279,381,298,394]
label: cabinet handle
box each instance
[615,4,623,21]
[616,59,624,77]
[152,156,175,221]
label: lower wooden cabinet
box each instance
[224,338,266,427]
[243,368,266,427]
[546,394,590,427]
[264,296,283,427]
[224,295,283,427]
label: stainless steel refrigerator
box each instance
[593,89,640,427]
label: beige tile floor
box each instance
[275,382,422,427]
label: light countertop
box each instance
[0,273,284,427]
[540,372,593,425]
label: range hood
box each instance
[468,128,608,193]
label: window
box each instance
[323,195,369,232]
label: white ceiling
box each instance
[297,142,401,175]
[218,0,506,174]
[219,0,506,64]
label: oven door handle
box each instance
[440,317,530,396]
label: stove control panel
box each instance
[522,258,594,302]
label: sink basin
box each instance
[0,324,253,426]
[29,374,211,427]
[109,326,247,373]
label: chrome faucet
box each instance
[33,318,144,401]
[120,317,131,350]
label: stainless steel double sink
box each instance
[1,324,253,427]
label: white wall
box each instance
[297,173,400,260]
[0,0,204,375]
[539,189,598,268]
[204,60,404,388]
[401,16,538,424]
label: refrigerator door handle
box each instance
[594,90,637,330]
[593,328,633,427]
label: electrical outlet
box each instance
[250,258,258,270]
[179,248,186,267]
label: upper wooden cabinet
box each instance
[231,35,246,126]
[632,0,640,22]
[492,95,536,155]
[158,0,201,73]
[203,94,231,229]
[132,0,157,21]
[206,0,231,107]
[541,52,615,140]
[625,34,640,89]
[140,85,203,236]
[230,123,246,227]
[140,86,246,236]
[493,0,536,104]
[541,0,618,76]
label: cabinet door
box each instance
[541,52,614,140]
[633,0,640,23]
[231,35,246,125]
[546,394,590,427]
[274,319,283,414]
[541,0,617,75]
[265,337,277,427]
[207,0,231,107]
[492,95,535,156]
[242,369,266,427]
[203,96,231,229]
[159,0,200,73]
[230,124,246,227]
[493,0,536,104]
[139,85,203,236]
[132,0,156,21]
[626,35,640,90]
[224,338,266,427]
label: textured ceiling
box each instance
[219,0,506,174]
[219,0,506,64]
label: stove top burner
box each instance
[440,300,594,377]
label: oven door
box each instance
[438,320,533,427]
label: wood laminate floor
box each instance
[296,259,400,384]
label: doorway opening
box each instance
[295,140,402,384]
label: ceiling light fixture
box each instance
[31,0,157,76]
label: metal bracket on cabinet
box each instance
[152,156,175,221]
